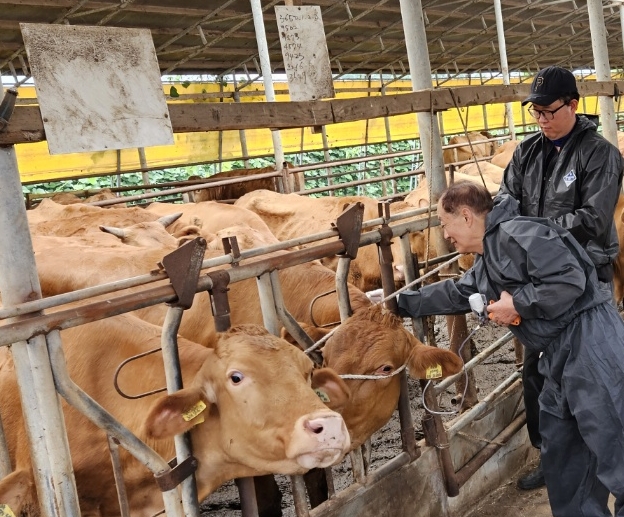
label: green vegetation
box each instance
[21,139,425,200]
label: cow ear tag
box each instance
[315,388,331,403]
[426,364,443,380]
[0,504,16,517]
[182,400,207,423]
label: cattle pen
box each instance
[1,1,624,517]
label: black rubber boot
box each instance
[517,460,546,490]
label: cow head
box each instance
[99,213,202,248]
[143,324,351,495]
[298,305,463,449]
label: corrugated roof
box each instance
[1,0,623,84]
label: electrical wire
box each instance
[421,322,483,416]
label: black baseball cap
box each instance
[522,66,579,106]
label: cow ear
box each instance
[406,338,464,380]
[0,468,36,516]
[311,368,350,413]
[143,388,211,439]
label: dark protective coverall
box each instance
[398,195,624,517]
[499,115,624,451]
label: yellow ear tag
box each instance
[182,400,207,422]
[426,364,442,380]
[0,504,16,517]
[315,388,331,403]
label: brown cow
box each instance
[189,163,300,202]
[48,188,126,207]
[34,235,464,453]
[288,305,464,449]
[457,161,504,185]
[234,190,405,292]
[442,131,498,165]
[0,315,351,516]
[489,139,520,169]
[27,199,160,237]
[145,200,278,239]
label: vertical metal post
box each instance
[588,0,618,145]
[233,75,251,168]
[107,435,131,517]
[249,0,285,169]
[399,0,447,203]
[0,146,80,517]
[492,0,516,139]
[138,147,151,189]
[161,306,200,517]
[321,126,333,195]
[256,272,281,335]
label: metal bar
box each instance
[433,331,514,395]
[291,474,310,517]
[455,412,527,488]
[0,145,80,517]
[492,0,516,139]
[447,373,523,440]
[46,330,185,517]
[587,0,618,146]
[162,307,200,517]
[107,435,131,517]
[349,447,366,484]
[249,0,285,172]
[335,257,353,321]
[1,209,438,326]
[236,477,260,517]
[256,272,281,335]
[86,171,282,207]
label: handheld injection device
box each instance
[468,293,488,325]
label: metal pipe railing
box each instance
[46,329,185,517]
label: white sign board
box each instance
[20,24,174,155]
[275,6,335,102]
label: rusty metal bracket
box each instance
[377,225,395,266]
[331,202,364,260]
[160,237,207,310]
[0,88,17,133]
[155,455,198,492]
[222,235,241,266]
[377,200,391,222]
[207,269,231,332]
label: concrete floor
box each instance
[466,459,616,517]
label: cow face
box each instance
[319,305,463,449]
[144,325,350,494]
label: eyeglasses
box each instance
[527,103,568,121]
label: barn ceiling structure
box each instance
[1,0,624,88]
[2,0,624,180]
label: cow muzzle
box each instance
[288,411,350,469]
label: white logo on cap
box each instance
[536,77,544,88]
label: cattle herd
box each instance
[3,128,624,516]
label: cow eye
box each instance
[377,365,394,375]
[229,371,245,384]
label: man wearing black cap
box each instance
[498,65,624,499]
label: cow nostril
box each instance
[305,420,325,434]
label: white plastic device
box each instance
[468,293,488,324]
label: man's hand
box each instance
[365,288,384,304]
[486,291,521,326]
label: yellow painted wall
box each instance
[13,76,601,184]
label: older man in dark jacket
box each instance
[499,65,624,490]
[398,183,624,517]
